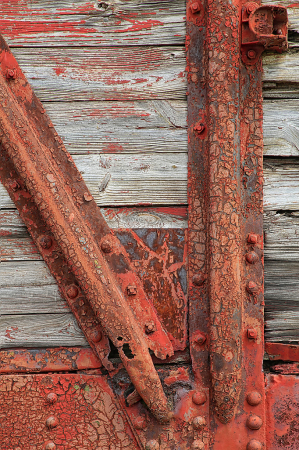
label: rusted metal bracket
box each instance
[241,3,288,65]
[0,34,174,423]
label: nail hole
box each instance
[97,2,109,11]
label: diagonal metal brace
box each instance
[0,34,173,423]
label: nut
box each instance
[6,68,17,79]
[247,233,258,244]
[194,123,205,134]
[247,328,258,340]
[191,2,201,13]
[145,320,156,334]
[46,416,59,429]
[9,180,20,191]
[246,414,263,430]
[193,416,206,429]
[192,391,207,405]
[66,285,79,299]
[46,393,57,404]
[247,391,262,406]
[247,49,257,60]
[194,332,206,345]
[127,285,137,296]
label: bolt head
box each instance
[40,235,53,250]
[194,123,205,134]
[247,4,255,14]
[191,441,205,450]
[133,415,147,430]
[46,393,58,404]
[192,273,206,286]
[247,328,258,340]
[66,285,79,299]
[6,68,16,79]
[247,49,257,60]
[145,440,159,450]
[83,191,93,202]
[44,442,56,450]
[245,251,259,264]
[246,414,263,430]
[246,281,258,294]
[89,328,102,343]
[194,332,206,346]
[46,416,59,429]
[246,440,262,450]
[9,180,20,191]
[192,391,207,405]
[193,416,206,429]
[247,391,262,406]
[191,2,201,13]
[145,320,156,334]
[101,238,113,253]
[127,285,137,296]
[247,233,258,244]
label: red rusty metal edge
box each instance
[265,342,299,362]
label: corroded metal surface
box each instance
[266,342,299,362]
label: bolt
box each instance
[133,415,147,430]
[46,393,58,404]
[44,442,56,450]
[46,416,59,429]
[192,274,206,286]
[89,328,102,343]
[194,123,205,134]
[6,68,16,79]
[145,440,159,450]
[247,233,258,244]
[246,414,263,430]
[145,320,156,334]
[101,238,113,253]
[247,391,262,406]
[83,192,93,202]
[247,4,255,14]
[246,251,259,264]
[193,416,206,429]
[247,328,258,340]
[246,440,262,450]
[246,281,258,294]
[194,332,206,346]
[247,49,257,60]
[192,391,207,405]
[9,180,20,191]
[40,236,53,250]
[66,285,79,299]
[191,2,201,13]
[127,285,137,296]
[191,441,205,450]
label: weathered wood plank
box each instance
[264,211,299,261]
[264,158,299,211]
[0,0,186,47]
[11,47,186,102]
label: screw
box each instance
[247,391,262,406]
[246,440,262,450]
[191,441,205,450]
[193,416,206,429]
[247,49,257,60]
[101,238,113,253]
[246,281,258,294]
[9,180,20,191]
[191,2,201,13]
[247,328,258,340]
[194,123,205,134]
[145,320,156,334]
[133,415,147,430]
[40,236,53,250]
[145,440,159,450]
[127,285,137,296]
[247,233,258,244]
[44,442,56,450]
[192,274,206,286]
[246,414,263,430]
[194,332,206,345]
[66,285,79,299]
[192,391,207,405]
[46,393,57,404]
[46,416,59,429]
[89,328,102,343]
[245,251,259,264]
[6,68,17,79]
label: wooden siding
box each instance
[1,0,299,346]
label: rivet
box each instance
[127,285,137,296]
[46,393,58,404]
[192,274,205,286]
[145,320,156,334]
[89,328,102,343]
[246,414,263,430]
[246,439,262,450]
[44,442,56,450]
[247,233,258,244]
[247,391,262,406]
[246,281,258,294]
[145,440,159,450]
[101,238,113,253]
[247,4,255,14]
[46,416,59,429]
[190,2,201,13]
[194,123,205,134]
[66,285,79,299]
[133,415,147,430]
[193,416,206,429]
[9,180,20,191]
[192,391,207,405]
[6,68,17,79]
[245,251,259,264]
[40,236,53,250]
[191,441,205,450]
[83,192,93,202]
[247,328,258,340]
[194,332,206,346]
[247,49,257,60]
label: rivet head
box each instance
[145,320,156,334]
[191,441,205,450]
[145,440,159,450]
[46,393,57,404]
[246,281,258,294]
[66,285,79,299]
[247,4,255,13]
[89,328,102,343]
[247,49,257,60]
[247,391,262,406]
[133,415,147,430]
[192,391,207,405]
[127,285,137,296]
[192,274,205,286]
[40,236,53,250]
[246,414,263,430]
[247,328,258,340]
[46,416,59,429]
[191,2,201,13]
[194,123,205,133]
[246,251,259,264]
[44,442,56,450]
[101,238,113,253]
[247,233,258,244]
[193,416,206,429]
[246,439,262,450]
